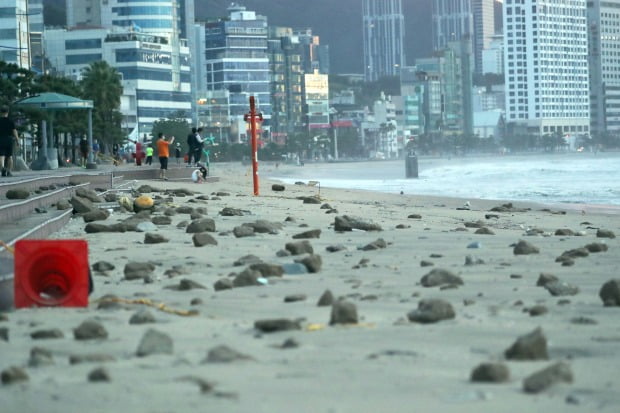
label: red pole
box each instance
[244,96,262,196]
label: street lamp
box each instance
[329,107,339,160]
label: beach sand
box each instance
[1,162,619,413]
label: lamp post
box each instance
[329,107,339,160]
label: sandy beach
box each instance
[1,161,619,413]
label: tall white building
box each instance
[0,0,29,68]
[363,0,405,81]
[482,33,503,75]
[504,0,590,136]
[588,0,620,135]
[472,0,495,75]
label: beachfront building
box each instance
[587,0,620,136]
[504,0,590,137]
[362,0,405,81]
[0,0,29,68]
[372,92,399,158]
[44,27,192,136]
[482,33,504,75]
[294,28,330,75]
[203,3,271,143]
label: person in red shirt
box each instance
[156,132,175,180]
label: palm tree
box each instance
[80,61,123,152]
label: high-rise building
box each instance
[432,0,495,75]
[203,4,270,143]
[0,0,29,68]
[504,0,590,136]
[587,0,620,136]
[362,0,405,82]
[294,28,330,75]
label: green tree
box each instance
[80,61,123,152]
[151,111,190,152]
[0,61,36,133]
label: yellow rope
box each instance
[96,297,199,317]
[0,240,15,255]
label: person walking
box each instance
[186,127,197,166]
[145,144,154,165]
[175,142,182,165]
[79,136,89,168]
[0,106,19,177]
[156,132,175,180]
[194,127,204,165]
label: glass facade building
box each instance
[363,0,405,81]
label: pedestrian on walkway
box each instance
[79,136,89,168]
[186,127,197,166]
[145,144,154,165]
[0,106,19,177]
[156,132,175,180]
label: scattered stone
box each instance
[330,300,358,325]
[561,248,589,258]
[271,184,285,191]
[528,305,548,317]
[233,225,255,238]
[504,327,548,360]
[56,199,72,210]
[317,289,334,306]
[244,220,283,234]
[85,222,127,234]
[295,254,322,273]
[544,281,579,296]
[204,345,253,363]
[570,316,597,325]
[395,224,410,229]
[490,203,530,213]
[192,232,218,247]
[510,274,523,279]
[219,207,246,216]
[136,222,158,232]
[420,268,463,287]
[104,193,117,202]
[284,294,307,303]
[596,229,616,239]
[28,347,54,367]
[467,241,481,249]
[144,233,169,244]
[176,220,188,229]
[555,255,575,266]
[465,255,485,266]
[513,240,540,255]
[292,229,321,239]
[1,366,28,385]
[464,221,484,228]
[189,212,204,220]
[281,263,308,275]
[485,214,499,219]
[233,269,263,287]
[129,309,156,325]
[82,209,109,223]
[151,215,172,225]
[214,278,234,291]
[407,299,455,323]
[474,227,495,235]
[537,273,559,287]
[92,261,115,272]
[69,354,116,365]
[177,279,207,291]
[523,362,573,393]
[30,328,64,339]
[233,255,262,266]
[74,320,108,340]
[301,196,321,204]
[70,195,96,213]
[88,367,111,382]
[555,229,575,236]
[408,214,422,219]
[420,260,434,267]
[585,242,608,253]
[254,319,301,333]
[249,263,284,278]
[359,238,387,251]
[186,218,216,233]
[190,298,203,305]
[276,249,291,257]
[334,215,382,232]
[326,244,346,253]
[124,262,156,281]
[599,279,620,306]
[136,329,173,357]
[285,240,314,255]
[280,338,300,349]
[176,206,195,214]
[470,363,510,383]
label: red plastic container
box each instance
[14,240,89,308]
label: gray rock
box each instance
[408,214,422,219]
[56,199,72,210]
[249,263,284,278]
[69,353,116,365]
[204,345,252,363]
[151,215,172,225]
[420,260,434,267]
[233,269,263,287]
[233,254,262,266]
[136,329,173,357]
[124,262,156,281]
[284,294,307,303]
[280,338,300,349]
[475,227,495,235]
[136,184,157,194]
[599,279,620,306]
[536,273,558,286]
[186,218,216,233]
[561,248,589,258]
[244,220,283,234]
[407,299,455,323]
[470,362,510,382]
[528,305,548,316]
[585,242,608,253]
[70,195,96,213]
[292,229,321,239]
[176,206,195,214]
[88,367,111,382]
[92,261,115,272]
[302,196,321,204]
[129,309,156,325]
[189,212,204,220]
[30,328,64,339]
[523,362,573,393]
[326,244,347,253]
[104,193,117,202]
[214,278,234,291]
[513,240,540,255]
[544,281,579,296]
[596,229,616,239]
[144,233,169,244]
[555,228,575,236]
[276,249,291,257]
[163,208,177,216]
[254,318,301,333]
[6,189,30,199]
[178,279,207,291]
[334,215,382,231]
[570,316,597,325]
[233,225,255,238]
[285,240,314,255]
[359,238,387,251]
[192,232,218,247]
[75,187,104,203]
[281,263,308,275]
[317,289,335,306]
[295,254,323,273]
[505,327,548,360]
[420,268,463,287]
[330,300,358,325]
[219,207,246,216]
[84,222,127,233]
[1,366,29,384]
[82,209,110,223]
[271,184,285,191]
[136,221,158,232]
[28,347,54,367]
[74,320,108,340]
